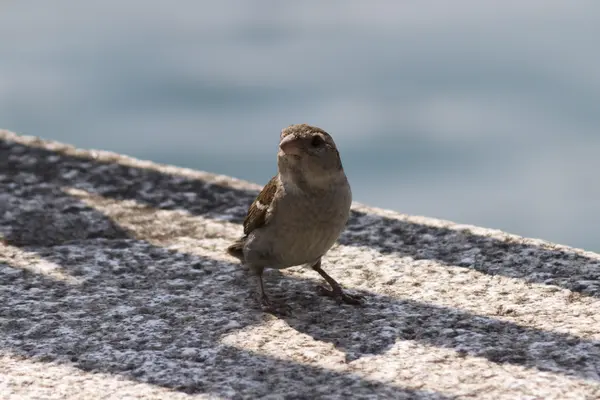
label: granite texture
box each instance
[1,130,599,400]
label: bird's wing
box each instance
[243,175,280,235]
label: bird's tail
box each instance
[226,236,246,262]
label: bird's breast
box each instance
[268,185,351,267]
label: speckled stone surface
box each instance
[1,130,600,400]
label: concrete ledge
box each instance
[1,130,599,399]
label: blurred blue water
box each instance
[1,1,599,251]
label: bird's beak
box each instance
[279,135,303,157]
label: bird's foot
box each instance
[316,285,364,305]
[259,294,291,315]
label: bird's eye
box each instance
[311,136,324,147]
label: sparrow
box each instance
[227,123,363,310]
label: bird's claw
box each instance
[316,285,364,305]
[259,294,292,315]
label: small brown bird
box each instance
[227,123,362,310]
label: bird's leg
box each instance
[249,265,292,315]
[250,265,272,309]
[311,259,363,305]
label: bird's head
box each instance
[277,124,345,188]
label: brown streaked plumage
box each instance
[226,123,362,312]
[226,176,279,260]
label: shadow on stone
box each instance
[1,134,598,299]
[0,177,444,399]
[280,288,600,379]
[1,133,600,398]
